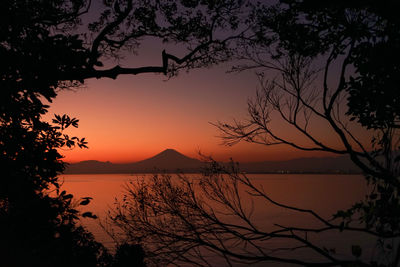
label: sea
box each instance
[60,173,387,266]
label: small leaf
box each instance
[70,209,78,214]
[80,197,93,206]
[82,212,98,219]
[63,194,73,200]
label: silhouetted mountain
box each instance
[64,149,361,174]
[132,148,203,171]
[65,160,123,174]
[64,149,204,174]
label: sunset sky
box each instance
[42,5,355,165]
[46,46,345,164]
[37,1,364,164]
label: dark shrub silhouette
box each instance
[0,0,248,266]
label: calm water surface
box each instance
[61,173,375,265]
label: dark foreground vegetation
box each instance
[0,0,243,265]
[1,0,400,266]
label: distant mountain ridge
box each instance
[239,156,359,174]
[65,149,204,174]
[131,148,203,171]
[64,148,361,174]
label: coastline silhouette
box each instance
[65,148,360,174]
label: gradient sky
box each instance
[43,15,355,164]
[45,50,345,164]
[38,1,365,164]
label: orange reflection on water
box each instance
[61,173,370,254]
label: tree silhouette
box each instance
[216,1,400,265]
[0,0,249,266]
[108,1,400,266]
[218,0,400,239]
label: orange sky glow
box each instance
[45,42,354,164]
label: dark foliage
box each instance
[0,0,250,266]
[109,1,400,266]
[0,1,109,265]
[215,0,400,265]
[112,243,146,267]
